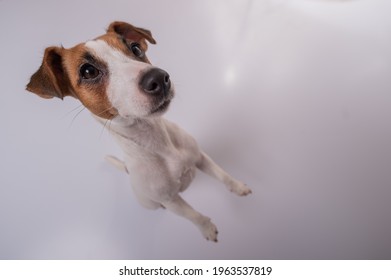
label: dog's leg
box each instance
[197,152,252,196]
[105,155,129,173]
[162,194,218,242]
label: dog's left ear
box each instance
[107,21,156,44]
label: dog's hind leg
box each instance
[161,194,218,242]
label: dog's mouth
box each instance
[151,98,171,115]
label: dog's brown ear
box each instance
[107,21,156,44]
[26,47,71,100]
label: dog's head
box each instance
[26,21,174,119]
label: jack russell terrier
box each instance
[26,21,251,242]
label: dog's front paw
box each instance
[200,218,218,242]
[230,181,252,196]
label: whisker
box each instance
[95,106,115,138]
[108,118,113,131]
[100,118,110,138]
[62,104,84,119]
[68,106,86,129]
[95,106,115,117]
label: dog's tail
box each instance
[105,155,129,174]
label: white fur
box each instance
[96,114,251,242]
[88,40,251,241]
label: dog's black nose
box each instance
[140,68,171,96]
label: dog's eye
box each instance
[80,64,100,80]
[130,43,144,58]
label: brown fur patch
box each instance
[62,43,118,119]
[96,32,152,64]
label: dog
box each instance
[26,21,251,242]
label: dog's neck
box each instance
[94,114,173,155]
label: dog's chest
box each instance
[110,118,200,190]
[165,146,197,190]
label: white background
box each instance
[1,260,391,280]
[1,0,390,259]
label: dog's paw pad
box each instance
[201,220,218,242]
[230,182,252,196]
